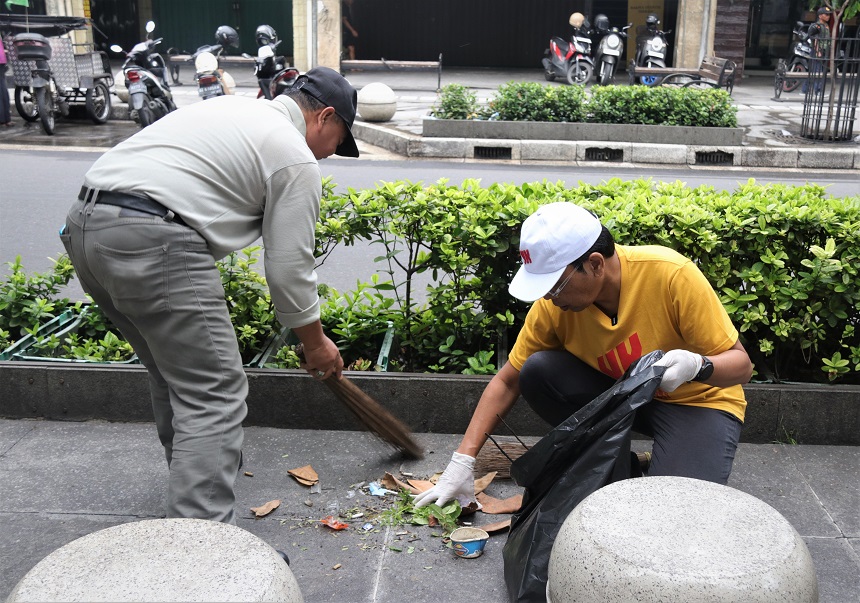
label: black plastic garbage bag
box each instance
[503,351,666,602]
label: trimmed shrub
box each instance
[5,180,858,383]
[587,85,737,127]
[316,178,860,382]
[486,81,587,122]
[430,83,478,120]
[431,81,738,128]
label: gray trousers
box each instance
[518,350,742,484]
[61,199,247,523]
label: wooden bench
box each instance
[164,54,256,85]
[341,53,443,91]
[628,56,736,94]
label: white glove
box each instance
[413,452,476,508]
[654,349,703,392]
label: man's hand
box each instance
[298,337,344,380]
[654,349,703,392]
[413,452,476,508]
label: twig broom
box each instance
[298,345,423,459]
[321,375,424,459]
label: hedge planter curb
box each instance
[422,118,745,146]
[349,120,856,168]
[1,362,858,446]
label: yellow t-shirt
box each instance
[508,245,746,422]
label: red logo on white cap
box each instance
[520,249,532,264]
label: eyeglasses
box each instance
[546,269,574,299]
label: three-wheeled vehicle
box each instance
[0,14,113,135]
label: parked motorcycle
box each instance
[780,21,813,92]
[593,15,631,86]
[242,24,299,99]
[542,12,594,86]
[191,25,239,100]
[111,20,176,128]
[11,22,112,135]
[634,14,671,86]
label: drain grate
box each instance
[474,146,512,160]
[584,147,624,162]
[695,150,734,165]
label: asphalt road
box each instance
[1,148,858,301]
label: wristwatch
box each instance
[693,356,714,382]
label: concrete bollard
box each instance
[356,82,397,122]
[7,518,303,602]
[547,476,818,603]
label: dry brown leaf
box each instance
[476,492,523,514]
[382,472,418,494]
[250,499,281,517]
[473,471,497,494]
[406,479,435,493]
[288,465,319,485]
[429,471,443,484]
[480,518,512,534]
[460,501,480,517]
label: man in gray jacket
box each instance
[59,67,357,525]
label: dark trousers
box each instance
[0,64,11,123]
[518,350,742,484]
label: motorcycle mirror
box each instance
[145,21,155,34]
[110,44,124,53]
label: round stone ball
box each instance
[547,476,818,603]
[357,82,397,122]
[8,518,304,602]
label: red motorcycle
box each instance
[541,13,594,86]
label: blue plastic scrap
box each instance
[368,481,395,496]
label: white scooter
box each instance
[111,20,176,128]
[191,25,238,100]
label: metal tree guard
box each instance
[801,36,860,141]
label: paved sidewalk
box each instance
[1,418,858,602]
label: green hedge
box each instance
[431,82,738,128]
[4,179,859,383]
[315,178,860,382]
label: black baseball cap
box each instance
[294,66,360,157]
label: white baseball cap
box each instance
[508,202,602,302]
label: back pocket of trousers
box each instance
[94,242,169,314]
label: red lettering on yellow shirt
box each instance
[597,333,642,379]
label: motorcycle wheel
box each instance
[138,105,155,128]
[599,64,613,86]
[85,81,112,124]
[640,61,662,86]
[14,86,40,122]
[566,62,593,86]
[35,87,56,135]
[783,62,807,93]
[544,71,556,82]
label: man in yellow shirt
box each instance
[415,202,753,509]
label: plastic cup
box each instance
[450,527,489,559]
